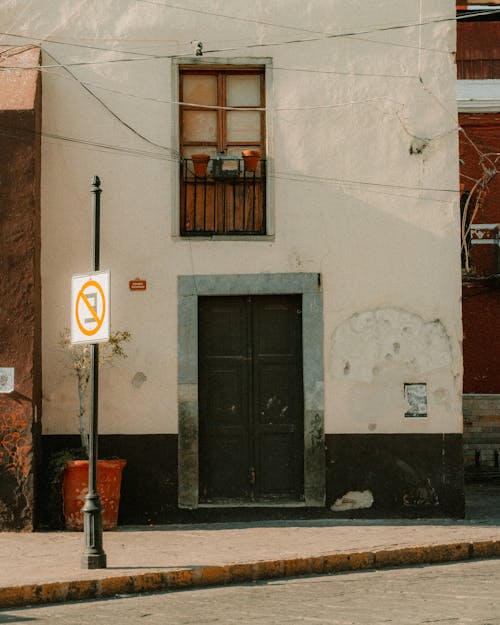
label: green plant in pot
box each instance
[48,329,131,530]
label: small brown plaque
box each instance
[129,278,147,291]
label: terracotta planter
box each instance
[62,459,126,530]
[191,154,210,177]
[242,150,261,172]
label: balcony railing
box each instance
[180,157,266,236]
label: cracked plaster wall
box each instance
[330,307,462,434]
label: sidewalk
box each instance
[0,484,499,609]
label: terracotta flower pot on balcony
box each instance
[191,154,210,177]
[242,150,261,172]
[62,459,126,530]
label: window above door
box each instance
[177,62,268,236]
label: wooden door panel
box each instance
[255,364,300,425]
[200,366,247,428]
[198,295,303,503]
[199,297,249,500]
[257,434,298,496]
[198,297,247,356]
[252,296,303,499]
[202,434,249,500]
[253,297,300,356]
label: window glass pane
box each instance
[227,111,261,143]
[182,74,217,105]
[182,110,217,143]
[226,75,261,107]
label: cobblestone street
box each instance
[2,558,499,624]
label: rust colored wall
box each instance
[0,52,42,530]
[462,279,500,393]
[457,21,500,79]
[457,15,500,441]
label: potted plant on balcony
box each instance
[191,153,210,177]
[242,149,261,173]
[50,329,131,530]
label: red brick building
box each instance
[457,4,500,477]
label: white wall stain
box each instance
[331,490,374,512]
[332,308,453,384]
[330,307,461,434]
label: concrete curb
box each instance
[1,540,499,609]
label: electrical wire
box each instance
[0,57,423,114]
[273,65,419,79]
[0,124,176,161]
[1,1,497,55]
[0,119,459,200]
[1,7,498,71]
[0,52,422,81]
[155,6,500,57]
[271,170,456,195]
[0,71,464,196]
[133,0,500,40]
[1,4,490,202]
[0,29,176,57]
[42,48,179,155]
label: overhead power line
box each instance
[0,4,483,203]
[0,119,459,202]
[0,29,165,57]
[39,49,179,155]
[1,64,420,113]
[134,0,500,40]
[0,7,499,70]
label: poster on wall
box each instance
[404,383,427,418]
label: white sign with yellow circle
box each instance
[71,271,110,344]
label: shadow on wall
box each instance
[325,433,464,519]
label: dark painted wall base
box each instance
[39,432,464,528]
[326,434,465,519]
[39,435,178,528]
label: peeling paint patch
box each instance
[331,490,374,511]
[332,308,453,383]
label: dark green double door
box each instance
[199,295,304,503]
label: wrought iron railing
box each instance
[180,157,266,235]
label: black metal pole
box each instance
[81,175,107,569]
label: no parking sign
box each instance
[71,270,110,344]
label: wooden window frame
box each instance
[171,57,274,238]
[179,65,266,158]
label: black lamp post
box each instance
[81,175,107,569]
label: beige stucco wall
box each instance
[2,0,461,436]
